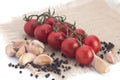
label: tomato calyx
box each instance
[66,26,87,46]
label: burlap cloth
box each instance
[0,0,120,78]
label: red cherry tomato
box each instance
[24,19,39,37]
[48,31,66,49]
[83,35,101,53]
[61,37,80,58]
[75,45,94,65]
[73,28,86,38]
[45,17,58,27]
[62,22,73,34]
[56,22,75,34]
[34,24,52,43]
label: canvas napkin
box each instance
[0,0,120,76]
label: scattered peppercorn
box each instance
[8,63,12,67]
[19,66,25,69]
[35,75,39,78]
[63,69,66,72]
[24,37,27,40]
[63,60,68,64]
[19,71,22,74]
[12,64,15,67]
[52,78,55,80]
[7,51,73,79]
[15,65,18,69]
[62,75,65,78]
[45,73,50,78]
[38,69,41,72]
[118,51,120,54]
[100,54,104,59]
[50,52,55,57]
[67,66,71,70]
[62,65,64,68]
[61,53,67,58]
[79,64,84,68]
[101,41,115,54]
[74,63,78,67]
[117,49,120,54]
[30,73,33,77]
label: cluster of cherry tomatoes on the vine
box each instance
[23,9,101,66]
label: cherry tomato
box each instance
[83,35,101,53]
[45,17,58,27]
[48,31,66,49]
[34,24,52,43]
[24,19,39,37]
[73,28,86,38]
[75,45,94,65]
[61,37,80,58]
[62,22,73,34]
[56,22,75,34]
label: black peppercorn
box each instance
[30,73,33,77]
[62,75,65,78]
[52,78,55,80]
[12,64,15,67]
[24,37,27,40]
[15,65,18,69]
[79,64,84,67]
[45,73,50,78]
[100,54,104,59]
[35,75,39,78]
[118,51,120,54]
[19,71,22,74]
[8,63,12,67]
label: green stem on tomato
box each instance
[52,9,55,16]
[67,27,83,46]
[23,14,41,21]
[23,15,29,21]
[55,15,66,23]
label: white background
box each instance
[0,0,120,80]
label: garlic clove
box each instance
[26,40,32,45]
[26,44,43,56]
[26,64,40,75]
[5,43,16,57]
[12,41,26,50]
[39,47,44,54]
[19,53,36,66]
[105,51,115,64]
[16,45,26,58]
[33,54,53,66]
[91,54,110,73]
[32,40,45,49]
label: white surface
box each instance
[0,0,74,23]
[0,0,120,80]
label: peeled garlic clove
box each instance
[105,51,115,64]
[33,54,53,66]
[32,40,45,49]
[16,45,26,58]
[27,44,43,56]
[12,41,26,50]
[91,54,110,73]
[19,53,36,66]
[5,43,16,57]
